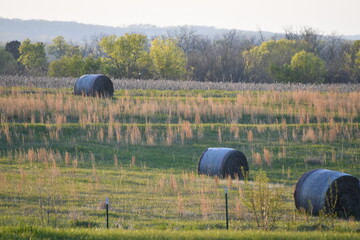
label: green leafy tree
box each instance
[342,40,360,83]
[48,36,81,59]
[269,63,295,83]
[271,51,326,83]
[99,34,150,78]
[5,40,21,60]
[18,39,47,75]
[48,36,68,59]
[48,55,100,77]
[290,51,326,83]
[352,50,360,82]
[83,55,102,74]
[243,39,309,82]
[149,38,187,80]
[0,48,18,74]
[48,55,82,77]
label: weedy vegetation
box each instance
[0,76,359,239]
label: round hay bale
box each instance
[74,74,114,97]
[294,169,360,219]
[198,148,249,179]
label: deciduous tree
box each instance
[150,38,187,80]
[18,39,47,75]
[99,34,150,78]
[0,48,18,74]
[290,51,326,83]
[243,39,308,82]
[48,55,101,77]
[5,40,21,60]
[48,36,81,59]
[271,51,326,83]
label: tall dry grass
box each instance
[0,89,359,148]
[1,90,359,127]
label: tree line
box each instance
[1,27,360,83]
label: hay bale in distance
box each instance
[294,169,360,219]
[198,148,249,179]
[74,74,114,97]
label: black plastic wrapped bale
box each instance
[294,169,360,219]
[198,148,249,179]
[74,74,114,97]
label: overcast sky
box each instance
[1,0,359,35]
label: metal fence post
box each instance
[224,187,229,230]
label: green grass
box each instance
[1,226,360,240]
[0,87,359,238]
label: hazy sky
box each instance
[1,0,359,35]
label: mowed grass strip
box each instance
[1,227,360,240]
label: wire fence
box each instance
[1,168,357,230]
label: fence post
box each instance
[224,187,229,230]
[106,197,109,229]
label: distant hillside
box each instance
[1,18,359,44]
[0,17,274,43]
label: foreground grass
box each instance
[0,86,359,237]
[1,227,360,240]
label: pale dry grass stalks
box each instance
[177,192,184,216]
[170,175,178,192]
[281,118,287,133]
[230,124,240,139]
[64,151,70,167]
[181,172,189,190]
[27,148,35,165]
[183,100,192,119]
[55,113,66,129]
[4,89,351,128]
[200,185,209,220]
[196,125,204,139]
[235,198,243,219]
[115,123,122,144]
[48,150,56,169]
[127,125,142,145]
[130,155,136,168]
[145,125,156,145]
[256,124,265,133]
[252,151,262,166]
[37,148,49,168]
[194,112,201,124]
[55,150,62,163]
[90,152,96,167]
[157,175,165,191]
[287,167,292,178]
[165,125,174,146]
[3,124,12,145]
[72,157,78,169]
[90,154,100,190]
[331,148,337,163]
[292,129,298,141]
[181,120,193,140]
[328,127,338,143]
[247,129,253,143]
[107,119,114,143]
[31,113,36,124]
[227,176,233,188]
[97,128,105,142]
[213,176,219,189]
[263,148,273,166]
[217,127,222,144]
[302,127,317,143]
[113,154,118,168]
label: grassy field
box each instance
[0,81,359,239]
[1,227,360,240]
